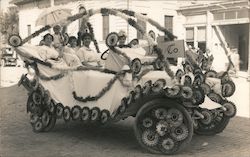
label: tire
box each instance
[194,111,230,135]
[43,114,56,132]
[134,98,193,155]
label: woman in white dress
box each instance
[63,36,82,67]
[38,33,60,61]
[76,33,101,67]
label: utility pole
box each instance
[127,0,129,41]
[50,0,54,7]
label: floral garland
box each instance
[67,12,88,23]
[39,73,65,81]
[22,25,51,44]
[109,47,131,63]
[29,57,52,67]
[117,9,176,40]
[135,68,152,81]
[127,18,145,35]
[72,72,125,102]
[87,22,101,53]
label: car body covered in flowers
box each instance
[8,8,237,155]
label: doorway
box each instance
[220,24,249,71]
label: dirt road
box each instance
[0,85,250,157]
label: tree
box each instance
[0,6,19,43]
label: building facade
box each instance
[10,0,181,45]
[177,0,250,79]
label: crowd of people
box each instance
[185,43,240,77]
[37,24,158,69]
[38,24,102,68]
[36,23,240,77]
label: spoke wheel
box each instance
[194,110,230,135]
[134,99,193,155]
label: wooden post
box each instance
[248,10,250,81]
[194,26,198,48]
[206,11,212,50]
[50,0,54,7]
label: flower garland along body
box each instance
[72,72,125,102]
[22,25,51,44]
[87,22,101,53]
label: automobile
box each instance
[1,47,17,67]
[8,7,237,155]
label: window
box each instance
[197,27,206,42]
[186,28,194,40]
[213,13,224,20]
[137,13,147,39]
[225,11,236,19]
[186,28,194,47]
[237,9,248,18]
[102,15,109,40]
[164,15,173,34]
[197,27,206,52]
[27,25,31,44]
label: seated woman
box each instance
[38,33,61,61]
[76,33,101,67]
[117,30,130,48]
[63,36,82,67]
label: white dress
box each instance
[38,45,59,61]
[76,46,100,66]
[63,46,82,67]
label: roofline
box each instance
[177,0,249,11]
[10,0,42,5]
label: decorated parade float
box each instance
[8,7,237,155]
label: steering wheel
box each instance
[101,32,119,60]
[101,49,109,60]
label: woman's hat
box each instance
[118,30,127,38]
[81,33,92,40]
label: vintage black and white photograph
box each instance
[0,0,250,157]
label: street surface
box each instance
[0,85,250,157]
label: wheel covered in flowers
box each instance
[134,98,193,154]
[27,91,57,133]
[194,108,230,135]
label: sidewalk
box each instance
[228,76,250,118]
